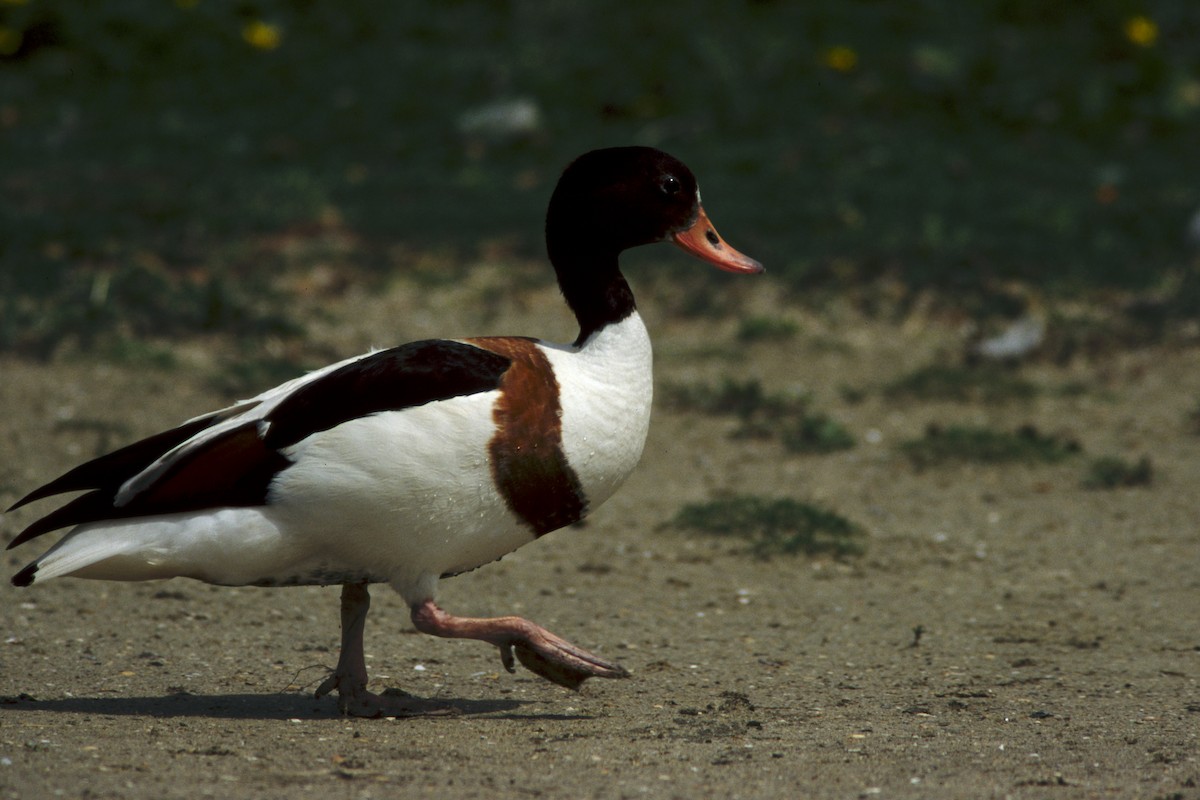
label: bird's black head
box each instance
[546,146,762,274]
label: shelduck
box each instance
[7,146,763,717]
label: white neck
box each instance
[540,312,653,511]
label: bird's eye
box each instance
[660,175,681,196]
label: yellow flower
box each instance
[1124,15,1158,47]
[242,20,282,51]
[823,46,858,73]
[0,27,21,57]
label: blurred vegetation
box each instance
[1082,454,1153,488]
[670,495,864,558]
[664,377,802,420]
[900,422,1082,467]
[736,315,799,343]
[663,376,855,453]
[882,363,1040,403]
[779,411,856,454]
[1,1,1198,355]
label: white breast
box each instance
[543,312,654,510]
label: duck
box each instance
[6,146,763,717]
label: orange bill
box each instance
[671,206,764,274]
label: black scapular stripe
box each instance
[262,340,512,448]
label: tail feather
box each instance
[8,414,225,512]
[10,508,295,588]
[7,491,116,551]
[11,562,37,587]
[15,530,149,584]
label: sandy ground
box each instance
[1,275,1198,799]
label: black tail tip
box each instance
[11,564,37,587]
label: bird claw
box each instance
[315,670,457,718]
[496,637,630,691]
[499,643,517,674]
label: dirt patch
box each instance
[2,279,1198,799]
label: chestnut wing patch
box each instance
[7,423,289,547]
[8,409,242,513]
[8,340,513,548]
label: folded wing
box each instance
[7,340,513,550]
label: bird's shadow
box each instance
[0,691,592,721]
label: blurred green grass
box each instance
[1,1,1197,354]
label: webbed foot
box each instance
[411,599,629,691]
[315,671,456,718]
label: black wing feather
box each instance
[262,339,512,449]
[8,406,250,512]
[7,491,118,549]
[7,340,512,549]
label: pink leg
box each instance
[315,583,455,717]
[410,599,629,690]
